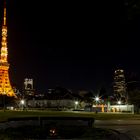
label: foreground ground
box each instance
[0,111,139,139]
[95,120,140,139]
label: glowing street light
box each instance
[75,101,78,105]
[117,100,121,112]
[93,95,101,103]
[20,99,25,110]
[21,100,25,105]
[93,95,102,113]
[117,101,121,105]
[95,97,99,102]
[74,101,78,110]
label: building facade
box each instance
[113,69,126,102]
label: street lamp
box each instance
[93,95,102,113]
[95,97,99,102]
[117,101,121,105]
[93,95,101,103]
[74,101,78,110]
[20,99,25,110]
[117,100,121,112]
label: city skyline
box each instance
[0,1,139,93]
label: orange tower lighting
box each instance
[0,0,17,97]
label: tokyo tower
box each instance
[0,0,16,97]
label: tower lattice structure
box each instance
[0,1,16,97]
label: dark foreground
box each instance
[0,116,138,140]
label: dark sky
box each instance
[0,0,140,93]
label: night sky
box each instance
[0,1,139,93]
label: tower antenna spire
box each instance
[3,0,6,26]
[1,0,8,63]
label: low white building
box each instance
[109,104,134,114]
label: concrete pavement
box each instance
[95,119,140,139]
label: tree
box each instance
[128,89,140,113]
[0,95,18,110]
[84,91,93,104]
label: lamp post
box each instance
[95,96,99,113]
[20,99,25,111]
[74,101,78,110]
[117,100,121,112]
[93,95,101,113]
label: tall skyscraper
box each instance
[113,69,126,101]
[0,1,16,97]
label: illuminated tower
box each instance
[0,1,16,97]
[113,69,126,101]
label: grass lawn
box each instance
[0,110,139,122]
